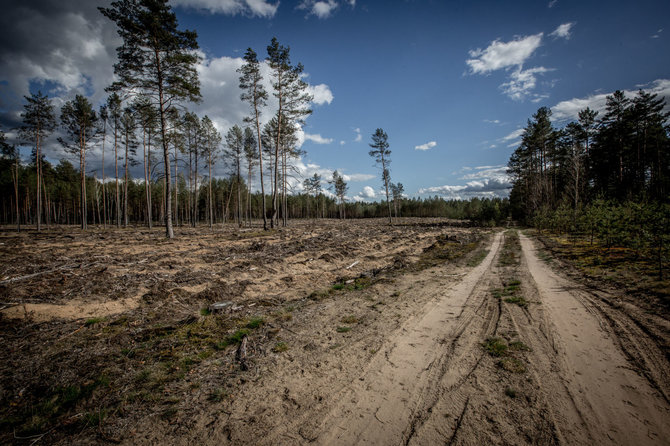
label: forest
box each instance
[507,90,670,277]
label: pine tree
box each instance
[266,37,313,227]
[225,125,245,227]
[369,128,393,224]
[100,0,201,238]
[201,116,221,229]
[59,95,98,230]
[106,93,123,228]
[243,127,257,226]
[20,91,56,231]
[135,95,159,228]
[330,170,348,219]
[238,48,269,230]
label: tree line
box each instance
[508,89,670,278]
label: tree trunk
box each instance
[101,120,107,228]
[255,105,267,230]
[174,141,179,227]
[114,124,120,228]
[35,126,41,232]
[156,49,174,239]
[124,130,129,227]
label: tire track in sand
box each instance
[312,231,504,445]
[520,233,670,445]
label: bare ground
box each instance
[0,221,668,445]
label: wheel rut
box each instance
[310,231,505,445]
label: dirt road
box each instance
[203,229,670,445]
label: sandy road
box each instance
[298,231,670,445]
[315,231,505,445]
[519,233,670,445]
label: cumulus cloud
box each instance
[500,66,552,100]
[551,78,670,121]
[466,29,564,101]
[0,0,119,129]
[351,186,377,201]
[414,141,437,151]
[466,33,543,74]
[418,165,512,199]
[299,0,339,18]
[550,22,574,40]
[304,133,334,144]
[171,0,278,17]
[307,83,334,105]
[353,127,362,142]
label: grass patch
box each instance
[498,357,526,373]
[200,307,212,316]
[214,328,250,349]
[483,337,508,357]
[509,341,530,351]
[272,342,289,353]
[504,295,528,308]
[336,326,352,333]
[245,317,265,329]
[466,249,489,267]
[504,387,517,398]
[498,230,520,267]
[84,317,104,327]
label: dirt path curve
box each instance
[312,231,505,445]
[520,233,670,445]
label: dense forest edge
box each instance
[507,88,670,297]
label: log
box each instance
[236,335,249,371]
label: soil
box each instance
[0,221,668,445]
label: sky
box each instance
[1,0,669,202]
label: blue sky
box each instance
[1,0,669,201]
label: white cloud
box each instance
[304,133,334,144]
[360,186,376,198]
[419,165,512,199]
[484,119,501,124]
[414,141,437,151]
[501,128,524,142]
[500,66,552,100]
[171,0,279,17]
[340,140,346,145]
[353,127,362,142]
[466,33,543,74]
[343,173,375,182]
[550,22,574,40]
[352,186,377,201]
[299,0,339,18]
[651,28,663,39]
[307,83,334,105]
[461,165,509,183]
[551,78,670,121]
[548,0,558,7]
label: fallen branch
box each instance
[236,335,249,371]
[0,263,98,285]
